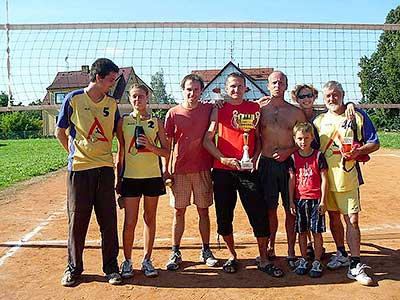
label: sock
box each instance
[172,245,180,253]
[337,246,348,257]
[350,256,360,269]
[202,243,210,251]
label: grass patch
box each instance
[377,131,400,149]
[0,138,67,189]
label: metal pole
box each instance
[5,0,12,107]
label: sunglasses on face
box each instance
[298,93,314,100]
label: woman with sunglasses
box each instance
[291,83,355,122]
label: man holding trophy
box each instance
[203,72,284,277]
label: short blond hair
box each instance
[293,122,314,139]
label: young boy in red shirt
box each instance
[288,122,328,278]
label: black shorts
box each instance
[121,177,166,197]
[257,156,290,210]
[294,199,326,233]
[212,168,269,238]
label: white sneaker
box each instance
[166,250,182,271]
[347,263,373,286]
[327,251,350,270]
[309,260,323,278]
[106,272,122,285]
[200,249,218,267]
[294,257,308,275]
[120,260,134,279]
[142,259,158,278]
[61,270,76,287]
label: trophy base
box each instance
[240,160,253,170]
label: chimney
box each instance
[81,65,89,74]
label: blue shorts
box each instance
[294,199,326,233]
[121,177,166,197]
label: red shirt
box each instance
[213,101,260,170]
[165,103,213,174]
[288,149,328,199]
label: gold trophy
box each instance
[232,110,261,170]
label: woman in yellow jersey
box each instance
[115,84,169,279]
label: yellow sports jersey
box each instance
[57,89,119,171]
[313,111,364,192]
[121,113,162,179]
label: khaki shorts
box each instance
[169,170,213,209]
[327,189,361,215]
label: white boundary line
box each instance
[2,224,399,248]
[0,206,65,268]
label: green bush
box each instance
[368,111,400,131]
[0,111,43,139]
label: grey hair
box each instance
[323,81,344,94]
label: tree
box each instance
[150,70,175,105]
[358,6,400,130]
[0,91,12,107]
[150,70,176,120]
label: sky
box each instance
[1,0,399,24]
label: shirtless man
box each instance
[258,70,306,269]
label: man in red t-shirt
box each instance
[164,74,218,271]
[203,72,283,277]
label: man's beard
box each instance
[327,103,342,112]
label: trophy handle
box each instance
[232,110,239,129]
[253,111,261,127]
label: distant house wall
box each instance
[43,88,78,136]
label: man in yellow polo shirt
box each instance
[56,58,122,286]
[313,81,380,286]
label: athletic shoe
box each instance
[120,260,134,279]
[327,251,350,270]
[166,250,182,271]
[309,260,323,278]
[294,257,308,275]
[200,249,218,267]
[106,272,122,285]
[142,259,158,278]
[61,270,76,287]
[347,263,373,286]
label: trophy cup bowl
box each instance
[232,111,260,170]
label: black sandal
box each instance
[222,259,238,273]
[259,263,284,278]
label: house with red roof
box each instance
[192,61,274,102]
[42,66,150,135]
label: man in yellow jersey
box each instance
[56,58,122,286]
[313,81,380,286]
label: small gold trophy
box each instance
[232,110,261,170]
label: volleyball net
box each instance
[1,22,399,106]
